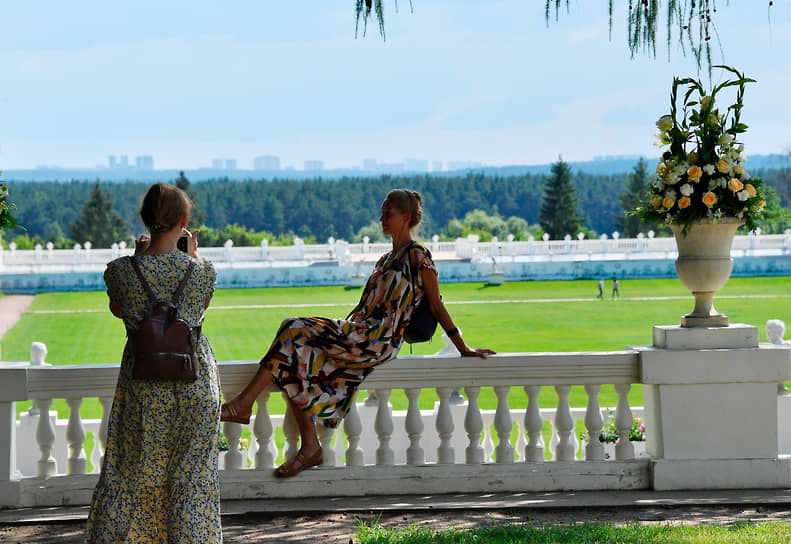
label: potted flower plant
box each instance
[633,65,767,327]
[581,409,646,460]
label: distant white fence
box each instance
[2,230,790,269]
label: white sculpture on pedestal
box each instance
[766,319,790,395]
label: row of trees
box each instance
[3,160,790,249]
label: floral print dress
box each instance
[86,253,222,544]
[262,242,436,428]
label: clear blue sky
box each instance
[1,1,789,170]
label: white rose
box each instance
[737,190,750,201]
[703,164,716,176]
[738,153,747,162]
[665,189,677,199]
[679,183,694,197]
[717,134,735,145]
[656,115,674,132]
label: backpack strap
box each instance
[171,261,196,305]
[129,256,196,306]
[129,256,157,304]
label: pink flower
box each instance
[615,438,620,444]
[638,424,646,432]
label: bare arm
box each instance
[421,267,496,359]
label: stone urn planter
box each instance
[669,217,744,327]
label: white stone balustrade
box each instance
[1,334,790,508]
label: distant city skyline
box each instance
[1,2,789,170]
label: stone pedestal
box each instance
[640,324,791,490]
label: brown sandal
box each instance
[220,397,252,424]
[274,449,323,478]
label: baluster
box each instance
[253,388,275,469]
[223,421,244,470]
[524,385,544,462]
[98,396,113,467]
[344,401,364,467]
[65,398,87,475]
[90,434,102,473]
[405,388,425,465]
[464,386,484,464]
[515,420,527,462]
[318,424,336,466]
[584,385,604,461]
[614,383,635,460]
[282,398,299,463]
[35,399,57,478]
[554,385,575,461]
[493,386,514,463]
[482,420,495,462]
[375,389,394,466]
[436,387,455,464]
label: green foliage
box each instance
[69,182,129,247]
[354,220,388,243]
[616,158,652,237]
[174,171,206,229]
[539,158,582,239]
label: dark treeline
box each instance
[5,168,789,246]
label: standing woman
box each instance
[86,183,222,543]
[221,189,495,477]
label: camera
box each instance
[177,235,189,253]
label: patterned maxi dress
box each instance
[262,242,436,429]
[86,253,222,544]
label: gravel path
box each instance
[3,504,791,543]
[0,295,33,341]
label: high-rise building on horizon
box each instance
[108,155,117,169]
[135,156,154,169]
[120,155,129,168]
[211,159,224,169]
[225,159,237,170]
[304,160,323,171]
[405,158,429,172]
[254,155,281,170]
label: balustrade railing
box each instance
[2,230,789,271]
[0,351,650,507]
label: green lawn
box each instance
[355,520,791,543]
[3,277,790,424]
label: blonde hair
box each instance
[384,189,423,235]
[140,183,191,233]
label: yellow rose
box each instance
[650,194,663,208]
[733,164,744,176]
[716,160,730,173]
[656,115,673,132]
[687,152,698,165]
[656,162,667,176]
[728,178,744,192]
[687,165,702,182]
[678,197,691,209]
[745,184,757,197]
[663,196,675,209]
[702,191,718,208]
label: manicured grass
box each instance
[4,277,790,423]
[355,520,791,543]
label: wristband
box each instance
[445,327,460,338]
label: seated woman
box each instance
[221,188,495,477]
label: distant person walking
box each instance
[612,278,620,299]
[597,279,604,299]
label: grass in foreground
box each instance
[355,520,791,543]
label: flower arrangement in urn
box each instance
[0,169,18,231]
[634,65,767,235]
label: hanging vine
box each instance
[356,0,414,40]
[544,1,775,73]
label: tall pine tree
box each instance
[70,182,128,247]
[539,157,581,239]
[615,158,651,237]
[174,171,206,229]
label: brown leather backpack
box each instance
[127,256,200,381]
